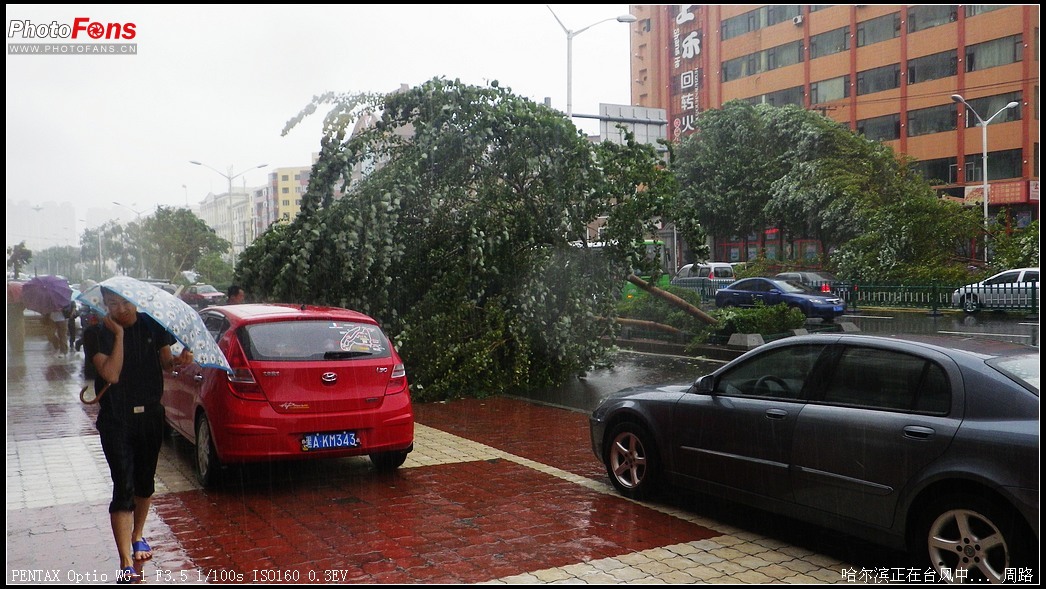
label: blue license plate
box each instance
[833,306,843,312]
[301,431,359,452]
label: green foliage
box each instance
[195,253,234,290]
[27,245,79,279]
[239,77,671,400]
[616,286,705,332]
[831,187,983,283]
[6,242,32,277]
[671,102,983,275]
[710,302,807,338]
[990,216,1039,272]
[142,206,230,281]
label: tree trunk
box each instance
[626,274,718,325]
[615,317,684,335]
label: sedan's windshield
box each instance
[198,285,219,294]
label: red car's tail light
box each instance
[224,340,266,401]
[821,283,830,293]
[385,363,408,395]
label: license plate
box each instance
[833,306,843,312]
[301,431,359,452]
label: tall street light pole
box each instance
[189,161,268,264]
[950,94,1019,264]
[547,6,636,118]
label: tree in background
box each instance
[139,206,230,281]
[239,77,674,400]
[989,216,1039,273]
[6,242,32,278]
[194,252,234,291]
[672,101,983,282]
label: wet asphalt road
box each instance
[520,308,1039,415]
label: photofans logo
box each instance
[7,17,138,55]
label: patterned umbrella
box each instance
[77,276,232,373]
[21,275,72,314]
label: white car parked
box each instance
[951,267,1039,313]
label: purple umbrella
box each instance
[21,275,72,315]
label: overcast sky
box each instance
[6,4,634,240]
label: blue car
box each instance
[715,277,845,321]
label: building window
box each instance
[746,86,804,107]
[913,157,958,185]
[722,40,804,82]
[907,104,957,137]
[811,75,850,104]
[962,92,1023,127]
[810,26,850,59]
[857,113,901,141]
[907,51,957,84]
[965,35,1023,72]
[856,13,900,47]
[965,149,1023,181]
[282,187,289,193]
[281,174,289,181]
[282,200,290,207]
[722,5,801,40]
[907,5,958,34]
[856,63,900,95]
[965,5,1008,18]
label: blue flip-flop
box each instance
[116,566,142,584]
[131,539,152,561]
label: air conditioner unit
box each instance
[793,15,804,25]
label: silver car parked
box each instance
[590,333,1039,583]
[951,267,1039,314]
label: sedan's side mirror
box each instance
[693,374,716,395]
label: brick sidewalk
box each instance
[7,335,869,584]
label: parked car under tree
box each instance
[715,277,845,321]
[590,333,1039,583]
[162,303,415,487]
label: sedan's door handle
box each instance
[765,409,788,420]
[903,425,934,440]
[193,374,204,382]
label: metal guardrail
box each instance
[666,279,1039,315]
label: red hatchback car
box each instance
[162,303,414,486]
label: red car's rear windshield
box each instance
[240,320,392,361]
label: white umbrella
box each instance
[77,276,232,373]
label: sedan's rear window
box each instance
[988,355,1040,393]
[241,320,392,361]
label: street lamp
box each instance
[189,161,268,263]
[547,6,636,118]
[950,94,1020,264]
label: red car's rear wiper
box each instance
[323,350,373,359]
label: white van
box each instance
[671,262,735,294]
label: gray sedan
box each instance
[590,333,1039,583]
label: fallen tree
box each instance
[626,274,718,325]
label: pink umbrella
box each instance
[21,275,72,314]
[7,280,24,304]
